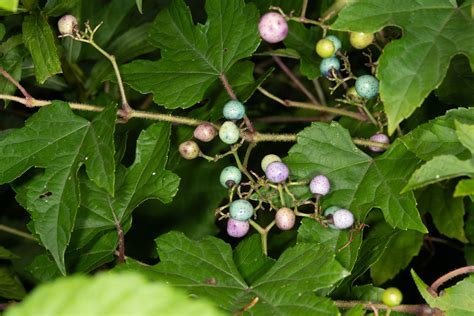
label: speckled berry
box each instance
[333,209,354,229]
[324,206,341,229]
[229,199,254,221]
[350,32,374,49]
[258,12,288,43]
[382,287,403,307]
[369,133,390,152]
[261,154,281,172]
[179,140,200,160]
[265,161,289,183]
[325,35,342,53]
[355,75,379,99]
[193,123,217,142]
[227,218,250,238]
[309,175,330,196]
[275,207,296,230]
[223,100,245,120]
[219,121,240,144]
[219,166,242,188]
[315,39,335,58]
[58,15,78,35]
[320,57,340,77]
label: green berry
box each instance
[355,75,379,99]
[229,199,254,221]
[223,100,245,120]
[261,154,281,172]
[179,140,200,160]
[219,166,242,188]
[320,57,340,77]
[350,32,374,49]
[315,39,335,58]
[382,287,403,307]
[219,121,240,144]
[346,86,360,100]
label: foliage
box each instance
[0,0,473,315]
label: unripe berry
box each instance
[325,35,342,53]
[382,287,403,307]
[346,86,360,100]
[258,12,288,43]
[223,100,245,120]
[320,57,340,77]
[219,166,242,188]
[315,39,335,58]
[229,199,254,221]
[324,206,341,229]
[58,15,78,36]
[275,207,296,230]
[355,75,379,99]
[227,218,249,238]
[350,32,374,49]
[261,154,281,172]
[219,121,240,144]
[333,209,354,229]
[309,175,330,196]
[179,140,200,160]
[193,123,217,142]
[265,161,289,183]
[369,133,390,152]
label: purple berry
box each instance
[179,140,200,160]
[275,207,296,230]
[265,161,289,183]
[309,175,330,196]
[193,123,217,142]
[227,218,249,238]
[258,12,288,43]
[369,133,390,152]
[333,209,354,229]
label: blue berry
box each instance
[320,57,340,77]
[261,154,281,172]
[223,100,245,120]
[355,75,379,99]
[219,121,240,144]
[309,175,330,196]
[219,166,242,188]
[325,35,342,54]
[265,161,289,183]
[227,218,249,238]
[229,199,254,221]
[333,209,354,229]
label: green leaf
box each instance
[455,121,474,154]
[0,266,25,299]
[343,305,364,316]
[404,155,474,192]
[455,179,474,197]
[233,235,275,284]
[332,0,474,134]
[0,103,117,274]
[0,45,25,95]
[418,185,468,243]
[412,270,474,315]
[297,218,362,271]
[0,0,18,11]
[436,55,474,107]
[0,246,18,260]
[284,21,321,79]
[121,0,260,109]
[136,0,142,13]
[370,228,424,285]
[43,0,80,16]
[5,272,223,316]
[285,122,426,232]
[0,23,5,40]
[121,231,346,314]
[22,13,62,84]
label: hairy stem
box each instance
[352,138,389,149]
[0,67,32,103]
[0,224,36,241]
[335,301,439,315]
[430,265,474,295]
[300,0,308,17]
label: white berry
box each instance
[309,175,330,196]
[58,15,78,36]
[333,209,354,229]
[258,12,288,43]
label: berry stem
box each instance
[334,301,439,315]
[429,265,474,296]
[0,67,33,105]
[249,220,275,256]
[243,142,256,169]
[300,0,308,18]
[277,184,286,207]
[0,224,36,241]
[232,148,255,183]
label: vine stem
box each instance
[115,220,125,264]
[430,265,474,295]
[352,138,389,149]
[334,301,438,315]
[0,224,36,241]
[249,220,275,256]
[300,0,308,18]
[0,67,32,104]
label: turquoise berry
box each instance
[219,121,240,144]
[320,57,340,77]
[324,206,340,229]
[355,75,379,99]
[223,100,245,120]
[219,166,242,188]
[325,35,342,54]
[229,199,254,221]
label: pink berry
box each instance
[309,175,330,196]
[275,207,296,230]
[179,140,200,160]
[227,218,249,238]
[258,12,288,43]
[369,133,390,152]
[193,123,217,142]
[265,161,289,183]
